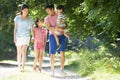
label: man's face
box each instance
[45,8,54,15]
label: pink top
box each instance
[34,27,47,45]
[44,13,58,34]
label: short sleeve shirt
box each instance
[44,13,58,28]
[14,15,34,38]
[34,27,48,44]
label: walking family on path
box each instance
[14,4,69,76]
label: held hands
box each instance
[31,37,34,42]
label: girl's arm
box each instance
[44,29,48,48]
[14,23,17,43]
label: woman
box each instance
[14,4,34,72]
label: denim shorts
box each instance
[49,34,68,54]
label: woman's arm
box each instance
[14,23,17,43]
[31,25,35,42]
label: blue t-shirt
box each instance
[14,15,34,38]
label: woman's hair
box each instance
[21,4,29,10]
[57,5,64,12]
[45,4,54,10]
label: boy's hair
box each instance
[45,4,54,10]
[57,5,64,11]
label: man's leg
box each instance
[60,51,65,71]
[50,54,55,75]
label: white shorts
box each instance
[15,37,30,46]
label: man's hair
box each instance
[45,4,54,10]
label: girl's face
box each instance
[37,20,42,28]
[22,8,29,16]
[45,8,54,15]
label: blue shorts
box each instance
[49,34,68,54]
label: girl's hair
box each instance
[57,5,64,12]
[35,18,39,28]
[45,4,54,10]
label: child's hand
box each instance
[31,37,34,42]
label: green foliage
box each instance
[66,46,120,77]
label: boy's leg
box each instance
[54,34,59,46]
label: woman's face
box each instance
[45,8,54,15]
[22,8,29,16]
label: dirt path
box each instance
[0,56,91,80]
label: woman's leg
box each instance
[33,50,40,71]
[16,46,22,71]
[21,45,28,71]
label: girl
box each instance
[14,4,34,72]
[32,18,47,72]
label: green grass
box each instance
[65,45,120,80]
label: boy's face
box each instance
[57,9,63,13]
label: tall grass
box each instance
[65,45,120,80]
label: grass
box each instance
[65,45,120,80]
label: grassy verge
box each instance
[65,45,120,80]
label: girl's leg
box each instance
[21,45,28,71]
[33,50,40,71]
[38,50,43,72]
[16,46,22,71]
[50,54,55,76]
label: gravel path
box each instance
[0,56,92,80]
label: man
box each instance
[44,4,68,76]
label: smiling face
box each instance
[21,8,29,16]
